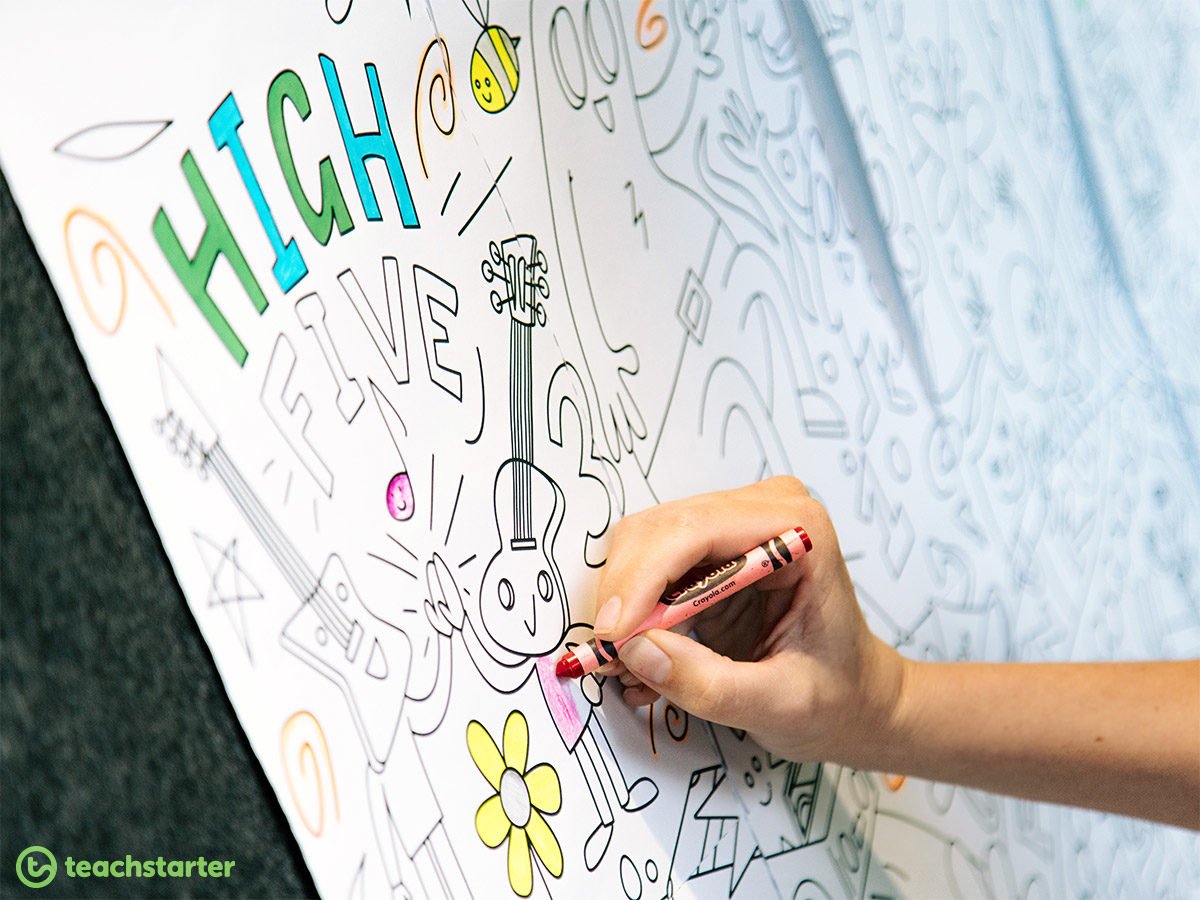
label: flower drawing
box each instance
[467,709,563,896]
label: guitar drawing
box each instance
[155,353,411,771]
[478,234,569,661]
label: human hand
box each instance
[592,476,906,767]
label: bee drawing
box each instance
[462,1,520,113]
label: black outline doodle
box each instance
[325,0,352,24]
[623,180,649,249]
[413,265,465,402]
[478,234,566,660]
[458,156,513,237]
[296,291,365,424]
[261,333,335,498]
[369,379,416,523]
[339,259,412,386]
[440,171,462,216]
[53,119,173,161]
[157,353,409,770]
[193,531,262,663]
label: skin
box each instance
[593,476,1200,830]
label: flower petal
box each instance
[524,763,562,814]
[507,826,533,897]
[467,720,505,790]
[526,809,563,878]
[503,710,529,774]
[475,794,510,848]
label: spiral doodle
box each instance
[415,37,457,179]
[280,710,341,837]
[63,207,173,335]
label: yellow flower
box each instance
[467,710,563,896]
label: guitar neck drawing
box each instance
[509,311,536,547]
[504,237,542,548]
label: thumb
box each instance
[619,629,781,731]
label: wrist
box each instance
[834,638,914,771]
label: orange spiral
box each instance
[63,207,173,335]
[415,36,457,179]
[637,0,667,50]
[280,711,341,837]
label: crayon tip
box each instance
[795,526,813,552]
[555,651,583,679]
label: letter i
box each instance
[210,92,309,292]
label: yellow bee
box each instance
[471,25,520,113]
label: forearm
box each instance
[852,658,1200,829]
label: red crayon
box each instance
[555,526,813,679]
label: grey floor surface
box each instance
[1,170,316,897]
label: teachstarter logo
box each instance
[15,847,56,889]
[14,845,235,889]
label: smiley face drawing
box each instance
[471,25,520,113]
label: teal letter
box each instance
[210,92,308,292]
[320,54,419,227]
[152,151,270,366]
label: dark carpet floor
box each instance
[1,170,315,897]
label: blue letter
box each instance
[209,92,309,292]
[320,54,420,227]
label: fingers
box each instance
[622,683,660,707]
[618,629,786,731]
[594,476,816,642]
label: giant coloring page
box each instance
[2,1,1198,896]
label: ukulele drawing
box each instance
[480,235,566,661]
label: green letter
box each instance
[268,69,354,245]
[153,151,270,366]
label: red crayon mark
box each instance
[537,655,584,746]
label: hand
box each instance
[593,476,906,767]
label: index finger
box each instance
[592,476,817,641]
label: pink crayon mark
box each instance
[536,654,585,746]
[386,472,415,521]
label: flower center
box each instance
[499,767,531,828]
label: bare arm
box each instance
[873,659,1200,830]
[594,476,1200,830]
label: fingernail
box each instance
[593,595,622,636]
[621,636,671,685]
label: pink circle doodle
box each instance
[386,472,415,521]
